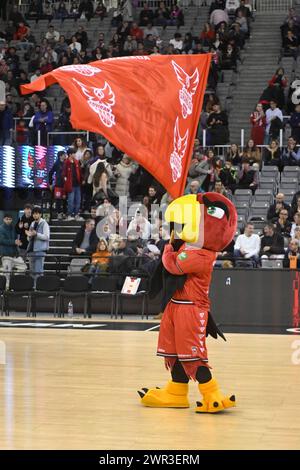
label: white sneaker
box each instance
[75,215,84,221]
[67,215,75,221]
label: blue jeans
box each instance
[67,186,81,216]
[28,251,46,283]
[234,249,260,267]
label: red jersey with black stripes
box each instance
[162,243,217,310]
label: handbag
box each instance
[54,187,65,199]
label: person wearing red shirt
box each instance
[13,22,29,41]
[130,22,144,42]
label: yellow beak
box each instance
[165,194,201,243]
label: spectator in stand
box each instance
[235,10,248,37]
[142,22,158,38]
[8,4,25,27]
[220,43,237,70]
[33,100,53,146]
[283,238,300,268]
[13,21,30,41]
[210,7,229,29]
[265,100,283,143]
[72,218,98,255]
[267,193,291,222]
[16,118,29,144]
[5,46,20,74]
[243,139,261,166]
[5,20,16,42]
[282,136,300,166]
[200,23,215,46]
[291,212,300,238]
[169,32,183,51]
[263,139,282,168]
[75,26,88,50]
[89,238,111,274]
[233,158,258,194]
[0,101,13,145]
[123,35,138,54]
[43,1,54,21]
[127,207,151,240]
[187,151,211,190]
[219,159,237,190]
[55,2,69,20]
[45,25,60,44]
[73,136,88,161]
[275,208,292,238]
[130,21,144,41]
[114,155,137,197]
[226,0,239,14]
[92,161,110,203]
[15,204,34,257]
[69,1,80,19]
[234,222,260,266]
[290,104,300,143]
[78,0,94,20]
[291,195,300,219]
[49,150,67,219]
[0,213,24,286]
[213,180,228,197]
[226,143,243,166]
[63,147,82,221]
[94,1,106,20]
[185,180,202,195]
[26,206,50,279]
[207,103,229,145]
[69,35,82,53]
[139,3,154,26]
[96,198,114,218]
[283,30,298,59]
[250,103,266,146]
[210,0,226,14]
[260,223,284,258]
[169,4,184,27]
[268,68,288,110]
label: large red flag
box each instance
[21,54,211,198]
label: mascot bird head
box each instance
[164,192,237,252]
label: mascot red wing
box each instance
[138,192,238,413]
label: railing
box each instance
[47,131,90,146]
[255,0,293,12]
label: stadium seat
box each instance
[60,275,90,318]
[5,275,35,317]
[31,275,61,317]
[88,275,119,319]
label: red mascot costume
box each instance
[138,192,237,413]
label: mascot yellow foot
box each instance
[138,381,190,408]
[195,378,236,413]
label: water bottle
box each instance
[67,301,73,319]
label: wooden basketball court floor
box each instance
[0,324,300,450]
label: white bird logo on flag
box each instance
[172,61,199,119]
[170,117,189,182]
[61,64,101,76]
[72,78,116,128]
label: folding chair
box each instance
[60,275,90,318]
[32,275,61,317]
[5,275,34,317]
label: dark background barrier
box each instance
[7,269,299,327]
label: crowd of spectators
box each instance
[0,0,257,146]
[1,1,300,278]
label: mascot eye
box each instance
[207,206,225,219]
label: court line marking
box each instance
[145,324,160,332]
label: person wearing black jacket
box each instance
[207,104,229,145]
[267,193,291,221]
[49,150,67,219]
[72,219,98,255]
[15,203,33,257]
[260,223,284,258]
